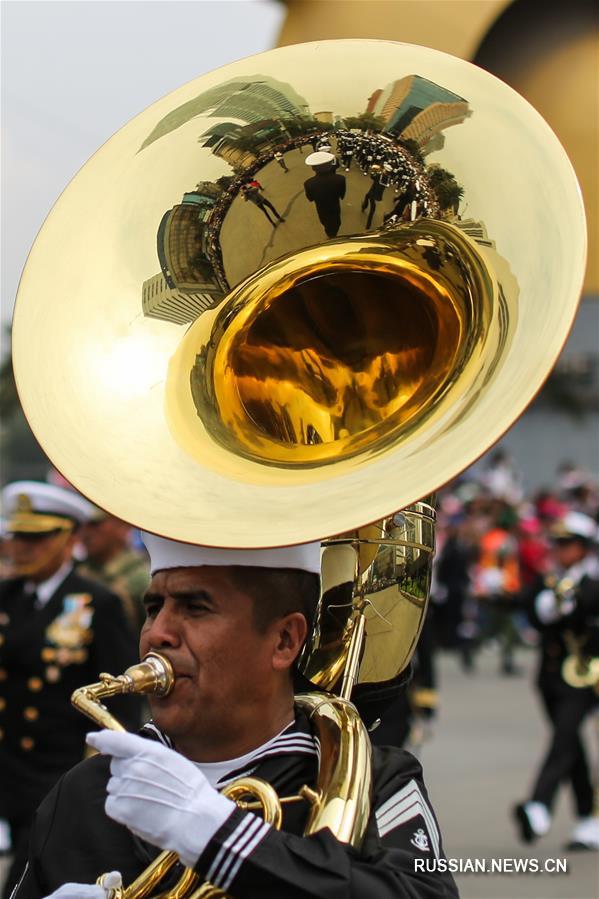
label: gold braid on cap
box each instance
[7,494,77,535]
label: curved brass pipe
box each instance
[562,654,599,691]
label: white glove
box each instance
[42,874,121,899]
[86,731,236,868]
[534,588,575,624]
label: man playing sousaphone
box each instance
[14,534,458,899]
[7,27,588,899]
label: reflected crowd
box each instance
[163,127,445,309]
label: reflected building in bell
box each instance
[142,274,218,326]
[208,79,309,124]
[368,75,470,152]
[140,77,309,151]
[366,89,383,114]
[200,122,256,169]
[401,101,471,151]
[454,218,495,249]
[314,111,334,124]
[142,187,227,325]
[201,118,298,168]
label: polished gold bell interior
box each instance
[167,220,494,471]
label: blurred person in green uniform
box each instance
[78,511,150,633]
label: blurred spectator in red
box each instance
[534,490,568,528]
[518,517,551,587]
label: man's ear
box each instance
[272,613,308,671]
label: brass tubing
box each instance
[154,867,200,899]
[122,852,180,899]
[339,613,366,702]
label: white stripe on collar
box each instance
[141,721,173,748]
[140,718,318,788]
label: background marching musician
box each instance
[0,482,140,899]
[14,535,458,899]
[514,511,599,851]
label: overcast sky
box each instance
[0,0,285,355]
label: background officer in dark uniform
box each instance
[0,481,140,898]
[514,512,599,851]
[303,151,346,238]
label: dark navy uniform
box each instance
[303,171,346,238]
[15,714,458,899]
[0,567,140,895]
[525,571,599,817]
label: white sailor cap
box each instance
[305,151,335,167]
[142,532,322,576]
[551,511,598,544]
[2,480,96,534]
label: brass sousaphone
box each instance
[12,40,586,899]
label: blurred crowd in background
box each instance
[1,448,598,889]
[2,449,597,677]
[431,452,599,678]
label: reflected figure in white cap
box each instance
[303,151,346,238]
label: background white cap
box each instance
[553,511,598,543]
[2,480,96,529]
[142,532,322,575]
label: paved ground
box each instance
[1,648,597,898]
[420,648,598,899]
